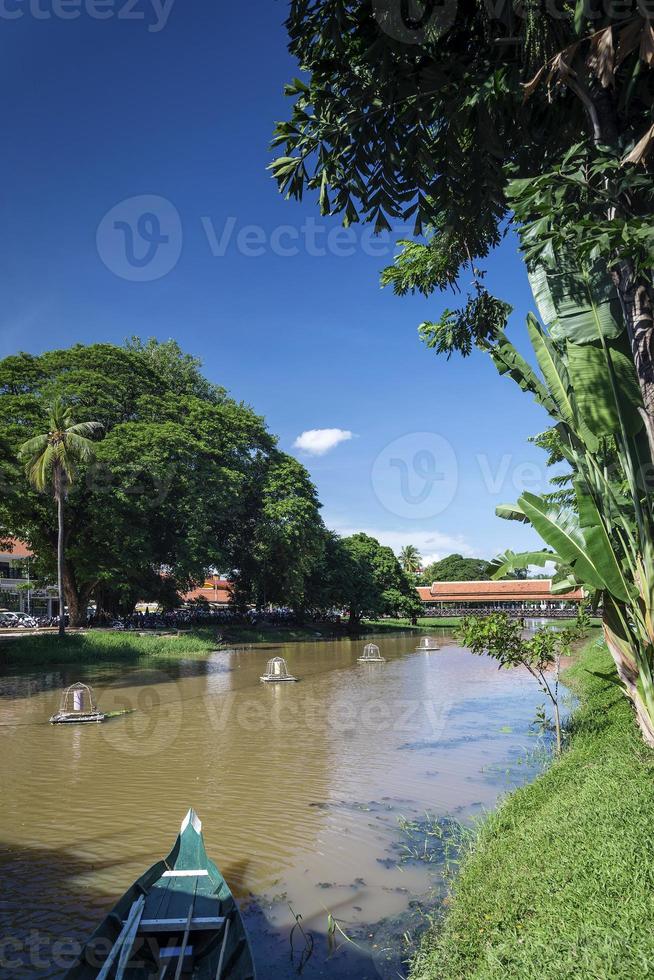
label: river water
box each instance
[0,632,554,978]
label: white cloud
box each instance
[327,524,477,565]
[293,428,354,456]
[528,560,557,577]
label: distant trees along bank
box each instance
[0,340,419,628]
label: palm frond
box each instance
[18,434,49,460]
[67,421,104,438]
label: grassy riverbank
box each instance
[410,636,654,979]
[365,617,463,629]
[0,629,219,666]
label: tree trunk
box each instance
[62,562,93,629]
[348,606,360,630]
[571,85,654,457]
[552,696,562,757]
[603,612,654,747]
[57,492,66,637]
[610,261,654,457]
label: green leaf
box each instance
[526,313,599,451]
[566,339,643,436]
[319,170,330,215]
[573,0,586,34]
[551,573,579,594]
[495,502,529,524]
[518,491,629,599]
[489,548,561,579]
[487,331,559,417]
[573,479,631,601]
[528,260,623,344]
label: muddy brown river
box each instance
[0,632,556,978]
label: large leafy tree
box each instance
[272,0,654,433]
[231,452,326,613]
[420,553,491,585]
[19,400,102,634]
[0,341,322,625]
[329,532,421,626]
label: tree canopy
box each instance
[0,341,324,622]
[272,1,654,422]
[327,532,422,625]
[420,553,491,584]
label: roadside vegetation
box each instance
[365,617,464,630]
[0,629,218,666]
[409,636,654,979]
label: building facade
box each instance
[0,539,58,617]
[417,579,585,616]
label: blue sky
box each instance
[0,1,553,564]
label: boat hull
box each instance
[65,810,255,979]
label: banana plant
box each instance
[486,299,654,744]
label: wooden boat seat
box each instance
[159,945,194,958]
[135,915,226,933]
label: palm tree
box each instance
[399,545,421,577]
[19,400,102,636]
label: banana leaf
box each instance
[489,548,561,580]
[495,502,530,524]
[566,338,643,437]
[526,313,599,451]
[528,257,623,345]
[550,573,579,594]
[518,491,617,594]
[487,330,559,418]
[573,478,632,601]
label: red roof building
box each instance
[0,537,33,560]
[0,537,59,616]
[182,575,233,607]
[417,579,584,607]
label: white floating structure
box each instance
[357,643,385,663]
[260,656,297,683]
[417,636,440,651]
[50,682,105,724]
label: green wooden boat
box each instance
[65,809,256,979]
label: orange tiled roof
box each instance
[0,537,33,559]
[182,576,233,606]
[417,580,584,602]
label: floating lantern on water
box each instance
[357,643,385,663]
[260,656,297,683]
[50,682,105,724]
[417,636,440,652]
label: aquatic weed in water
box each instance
[288,904,314,973]
[397,813,473,878]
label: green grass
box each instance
[220,623,349,644]
[367,616,602,631]
[0,629,218,666]
[364,617,463,630]
[409,635,654,979]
